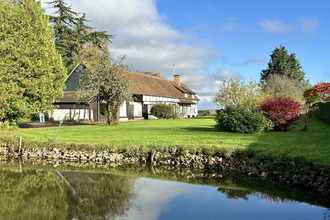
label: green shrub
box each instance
[198,110,216,116]
[315,102,330,124]
[150,104,173,119]
[0,121,17,130]
[215,105,272,134]
[198,110,210,116]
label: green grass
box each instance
[1,116,330,165]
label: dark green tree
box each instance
[47,0,114,71]
[47,0,79,71]
[260,45,308,87]
[0,0,66,125]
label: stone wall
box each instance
[0,145,329,197]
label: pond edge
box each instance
[0,142,329,197]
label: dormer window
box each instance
[192,95,195,98]
[184,93,188,98]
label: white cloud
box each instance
[300,17,322,36]
[245,55,267,64]
[212,69,243,81]
[259,19,292,33]
[221,23,238,32]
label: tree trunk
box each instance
[113,101,121,124]
[105,103,113,125]
[104,101,122,125]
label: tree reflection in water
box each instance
[324,209,330,220]
[60,172,136,219]
[217,177,294,204]
[0,170,136,219]
[0,171,67,219]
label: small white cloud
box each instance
[212,69,244,80]
[221,23,238,32]
[245,55,267,64]
[259,19,292,33]
[300,17,322,36]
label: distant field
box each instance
[1,117,329,165]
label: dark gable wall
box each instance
[64,65,86,92]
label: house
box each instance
[51,65,199,121]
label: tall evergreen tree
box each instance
[0,0,66,124]
[47,0,114,71]
[47,0,79,71]
[260,45,308,87]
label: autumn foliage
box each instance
[259,97,302,131]
[304,82,330,104]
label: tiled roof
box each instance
[180,83,196,94]
[178,99,197,104]
[127,71,199,101]
[56,64,199,103]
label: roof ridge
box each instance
[128,70,177,83]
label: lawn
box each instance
[1,117,330,165]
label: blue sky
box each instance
[41,0,330,109]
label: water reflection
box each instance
[125,178,329,220]
[125,179,191,219]
[0,161,328,220]
[0,170,67,219]
[61,172,136,219]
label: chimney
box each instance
[174,75,180,86]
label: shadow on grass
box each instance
[181,125,217,133]
[186,116,215,120]
[18,121,101,129]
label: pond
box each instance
[0,160,329,220]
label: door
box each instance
[127,104,134,120]
[142,104,148,119]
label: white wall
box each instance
[191,104,198,116]
[119,101,127,118]
[119,95,199,120]
[51,109,93,121]
[142,95,178,104]
[179,103,198,117]
[134,102,142,117]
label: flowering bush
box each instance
[259,97,302,131]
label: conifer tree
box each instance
[0,0,66,124]
[47,0,114,71]
[261,45,308,87]
[47,0,79,71]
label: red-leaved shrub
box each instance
[304,82,330,104]
[259,97,302,131]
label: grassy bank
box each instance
[0,117,329,165]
